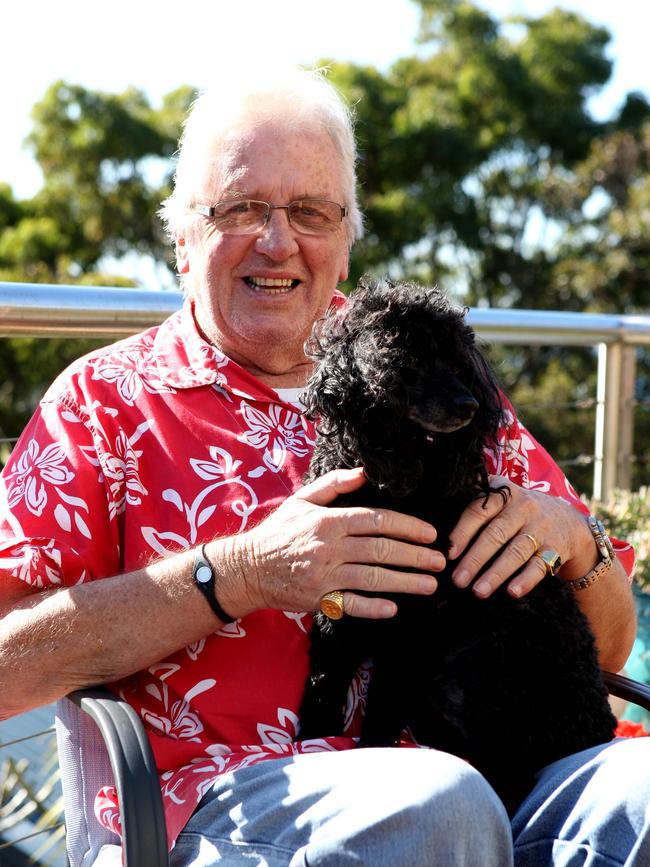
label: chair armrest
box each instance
[602,671,650,714]
[68,687,169,867]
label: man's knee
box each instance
[357,750,512,863]
[413,754,511,842]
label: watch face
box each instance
[195,564,213,584]
[595,518,615,560]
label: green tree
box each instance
[0,84,195,450]
[324,0,649,491]
[326,1,649,305]
[2,1,649,490]
[8,81,194,281]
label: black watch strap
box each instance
[192,544,236,623]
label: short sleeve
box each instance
[0,395,120,598]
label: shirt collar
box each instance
[153,291,348,399]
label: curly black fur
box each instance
[298,278,617,815]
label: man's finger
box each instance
[342,592,398,620]
[297,467,366,506]
[344,508,437,544]
[335,563,439,596]
[448,481,512,558]
[340,536,445,573]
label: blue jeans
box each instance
[169,738,650,866]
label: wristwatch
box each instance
[192,545,236,622]
[567,516,616,592]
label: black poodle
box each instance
[298,278,617,815]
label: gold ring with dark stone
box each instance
[537,549,562,577]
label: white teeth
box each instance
[249,277,294,288]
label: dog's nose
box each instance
[454,394,479,420]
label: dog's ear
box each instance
[452,338,505,500]
[351,329,400,395]
[468,341,504,434]
[302,328,365,437]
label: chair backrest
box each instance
[55,696,121,866]
[55,688,169,867]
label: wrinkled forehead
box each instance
[192,127,253,199]
[194,120,343,203]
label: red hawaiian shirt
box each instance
[0,298,635,851]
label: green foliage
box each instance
[0,83,196,444]
[551,123,650,311]
[1,0,649,476]
[322,0,650,328]
[1,81,196,284]
[492,345,597,493]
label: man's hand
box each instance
[449,475,608,598]
[213,467,445,619]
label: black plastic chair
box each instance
[602,670,650,712]
[55,689,169,867]
[55,672,650,867]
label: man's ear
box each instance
[176,236,190,274]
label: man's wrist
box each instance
[562,515,615,591]
[566,517,615,592]
[192,545,236,622]
[201,537,257,620]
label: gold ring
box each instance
[537,549,562,577]
[522,532,539,551]
[320,590,345,620]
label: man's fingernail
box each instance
[473,580,490,597]
[453,569,470,588]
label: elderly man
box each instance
[1,67,648,866]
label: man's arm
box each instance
[0,468,444,718]
[0,546,214,718]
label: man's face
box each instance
[177,121,350,383]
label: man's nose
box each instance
[254,208,300,260]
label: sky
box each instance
[2,0,647,201]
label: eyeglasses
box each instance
[189,199,348,236]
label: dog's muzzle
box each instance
[320,590,345,619]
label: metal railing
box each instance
[2,282,650,499]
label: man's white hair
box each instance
[159,65,364,249]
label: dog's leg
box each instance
[358,648,416,747]
[299,620,367,740]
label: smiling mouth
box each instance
[244,276,300,294]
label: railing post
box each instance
[593,342,636,501]
[593,343,609,501]
[618,345,637,492]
